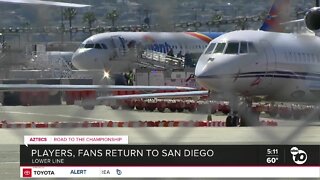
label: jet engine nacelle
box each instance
[305,7,320,32]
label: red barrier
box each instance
[0,120,278,128]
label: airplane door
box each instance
[259,40,276,89]
[109,36,127,60]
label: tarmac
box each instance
[0,105,319,179]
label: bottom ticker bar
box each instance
[20,166,320,178]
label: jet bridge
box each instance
[137,49,185,70]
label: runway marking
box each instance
[0,111,109,121]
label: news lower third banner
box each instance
[20,136,320,178]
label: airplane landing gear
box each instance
[205,93,261,127]
[225,96,240,127]
[226,113,240,127]
[207,91,214,121]
[238,100,261,126]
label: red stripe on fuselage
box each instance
[185,32,212,43]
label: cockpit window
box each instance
[225,42,239,54]
[248,42,257,53]
[239,42,248,54]
[101,44,108,49]
[208,42,255,55]
[204,43,216,54]
[95,44,102,49]
[84,44,94,48]
[213,43,226,54]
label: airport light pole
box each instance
[192,8,198,31]
[60,7,65,51]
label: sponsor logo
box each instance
[22,168,32,178]
[33,170,55,176]
[290,147,308,165]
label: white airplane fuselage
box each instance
[196,30,320,103]
[71,32,223,72]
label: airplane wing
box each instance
[0,0,91,8]
[0,84,196,92]
[97,91,209,100]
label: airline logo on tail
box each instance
[260,0,291,32]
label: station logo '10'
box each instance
[290,147,307,165]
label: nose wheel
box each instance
[225,97,260,127]
[226,114,240,127]
[206,91,214,121]
[238,100,261,127]
[206,92,260,127]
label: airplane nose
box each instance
[195,55,216,90]
[195,64,214,89]
[195,57,239,91]
[71,51,83,69]
[195,63,212,78]
[71,49,104,70]
[195,55,210,77]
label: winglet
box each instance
[259,0,291,32]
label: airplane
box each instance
[0,1,196,102]
[95,0,320,127]
[0,0,310,128]
[70,0,289,73]
[71,31,224,72]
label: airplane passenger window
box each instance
[248,42,257,53]
[204,43,216,54]
[213,43,226,54]
[225,42,239,54]
[84,44,94,48]
[239,42,248,54]
[95,44,102,49]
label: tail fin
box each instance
[259,0,291,32]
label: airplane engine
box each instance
[305,7,320,31]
